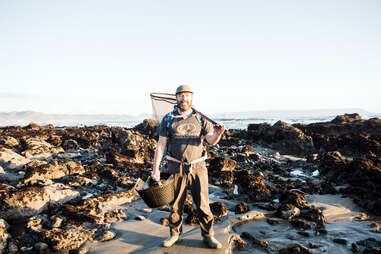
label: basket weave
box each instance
[137,178,175,208]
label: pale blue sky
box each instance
[0,0,380,115]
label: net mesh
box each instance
[150,93,177,123]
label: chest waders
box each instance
[165,113,215,239]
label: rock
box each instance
[230,234,247,249]
[62,139,80,151]
[34,242,49,253]
[0,183,80,220]
[278,204,300,220]
[299,207,326,229]
[333,238,348,245]
[23,160,85,184]
[50,215,64,228]
[21,137,64,158]
[235,202,249,214]
[248,121,315,155]
[331,113,362,124]
[7,240,18,254]
[236,170,272,202]
[279,190,310,209]
[98,230,116,242]
[77,241,91,254]
[241,232,269,249]
[290,218,314,230]
[41,226,91,251]
[132,119,159,139]
[209,157,237,172]
[63,189,136,224]
[242,145,254,155]
[0,166,4,175]
[104,209,127,224]
[297,231,310,237]
[160,217,169,226]
[280,243,312,254]
[25,122,40,130]
[0,219,10,254]
[0,136,19,147]
[27,214,49,232]
[210,201,228,219]
[0,148,31,171]
[135,215,145,221]
[370,223,381,233]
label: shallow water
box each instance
[233,216,381,253]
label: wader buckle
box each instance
[182,159,192,174]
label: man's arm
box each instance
[152,136,167,181]
[205,123,225,146]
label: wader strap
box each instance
[166,155,208,175]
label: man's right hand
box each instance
[152,170,160,182]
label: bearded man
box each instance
[152,85,225,249]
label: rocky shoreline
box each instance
[0,113,380,253]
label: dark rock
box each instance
[0,184,80,220]
[279,190,310,209]
[23,160,85,184]
[104,209,127,223]
[236,170,272,202]
[0,136,19,148]
[333,238,348,245]
[277,204,300,220]
[160,218,169,226]
[0,219,9,254]
[241,231,269,249]
[132,119,159,139]
[235,202,249,214]
[299,207,326,229]
[210,201,228,219]
[248,121,315,155]
[297,231,310,237]
[266,218,280,225]
[62,139,80,151]
[63,188,135,224]
[331,113,362,124]
[41,226,92,251]
[209,157,237,172]
[241,145,254,155]
[290,218,314,230]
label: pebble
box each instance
[135,215,145,221]
[34,242,48,253]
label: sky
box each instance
[0,0,380,116]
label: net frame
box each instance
[150,92,177,123]
[150,92,218,125]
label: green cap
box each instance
[176,85,193,94]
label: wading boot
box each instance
[203,236,222,249]
[162,235,180,248]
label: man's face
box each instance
[176,92,193,112]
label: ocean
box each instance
[1,112,380,129]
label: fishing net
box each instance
[150,93,177,123]
[150,92,218,125]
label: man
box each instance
[152,85,225,249]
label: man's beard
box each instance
[177,99,192,112]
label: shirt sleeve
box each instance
[201,115,214,136]
[158,114,169,137]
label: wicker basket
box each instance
[137,178,175,208]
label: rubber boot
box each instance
[203,236,222,249]
[162,235,180,248]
